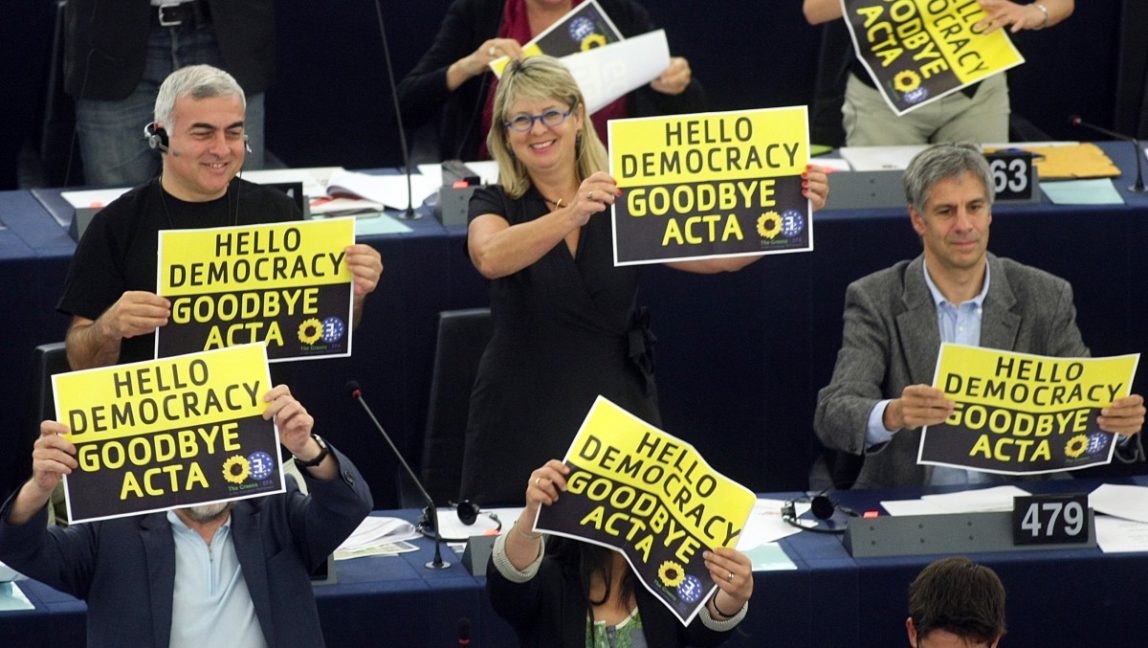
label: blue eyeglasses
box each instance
[504,108,572,132]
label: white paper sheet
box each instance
[562,30,670,115]
[839,145,930,171]
[881,485,1030,516]
[1095,515,1148,553]
[416,160,500,187]
[326,170,439,210]
[241,166,345,197]
[1089,483,1148,523]
[738,498,805,548]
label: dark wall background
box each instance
[5,0,1141,189]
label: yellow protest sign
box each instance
[535,396,755,626]
[489,0,622,77]
[919,344,1139,474]
[609,107,811,265]
[842,0,1025,115]
[156,218,355,362]
[53,344,281,523]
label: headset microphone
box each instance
[144,122,170,153]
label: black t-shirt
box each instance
[57,178,301,364]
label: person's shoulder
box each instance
[850,258,915,293]
[81,181,156,236]
[233,178,303,222]
[993,255,1071,293]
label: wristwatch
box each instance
[293,434,330,467]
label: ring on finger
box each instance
[488,46,497,57]
[534,477,542,487]
[726,571,734,583]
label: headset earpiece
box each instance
[244,133,252,154]
[455,499,479,526]
[144,122,170,153]
[810,494,836,521]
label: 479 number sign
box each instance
[1012,494,1090,545]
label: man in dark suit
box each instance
[0,386,371,647]
[815,143,1144,488]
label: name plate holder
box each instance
[844,509,1095,558]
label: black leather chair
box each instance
[30,341,70,524]
[409,308,493,507]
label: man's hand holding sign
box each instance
[917,345,1143,474]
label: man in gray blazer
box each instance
[815,143,1144,489]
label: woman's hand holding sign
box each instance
[571,172,620,227]
[703,546,752,620]
[505,459,571,570]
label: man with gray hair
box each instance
[58,64,383,370]
[814,143,1144,489]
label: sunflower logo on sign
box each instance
[893,70,921,93]
[222,455,251,484]
[658,560,685,588]
[1064,434,1089,459]
[757,211,782,240]
[298,318,322,345]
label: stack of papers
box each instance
[881,485,1030,517]
[1090,484,1148,553]
[334,516,422,560]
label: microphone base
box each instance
[397,206,422,220]
[1129,184,1146,193]
[425,559,452,570]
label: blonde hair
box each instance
[486,56,607,198]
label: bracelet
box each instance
[513,519,542,541]
[1032,2,1049,30]
[711,595,740,619]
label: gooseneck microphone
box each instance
[347,381,449,569]
[1070,115,1146,193]
[371,0,420,219]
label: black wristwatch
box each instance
[293,434,330,468]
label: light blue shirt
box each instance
[167,510,267,648]
[865,260,998,486]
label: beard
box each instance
[180,502,233,523]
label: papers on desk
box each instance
[0,582,33,612]
[738,498,805,547]
[325,170,439,211]
[416,161,500,187]
[1041,179,1125,205]
[744,543,797,571]
[839,145,929,171]
[334,516,421,560]
[1088,485,1148,553]
[881,485,1030,517]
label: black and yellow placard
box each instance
[918,344,1139,475]
[156,218,355,362]
[535,396,755,626]
[53,344,281,524]
[489,0,623,76]
[842,0,1025,115]
[609,107,811,266]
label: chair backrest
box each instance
[34,342,69,422]
[415,308,492,507]
[31,342,70,525]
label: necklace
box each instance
[155,176,239,229]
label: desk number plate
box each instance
[1012,494,1090,545]
[986,151,1036,201]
